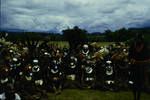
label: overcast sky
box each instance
[0,0,150,33]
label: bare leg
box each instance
[137,88,141,100]
[133,89,137,100]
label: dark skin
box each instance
[130,42,150,64]
[129,37,150,100]
[134,43,143,100]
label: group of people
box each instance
[0,33,149,100]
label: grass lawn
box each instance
[45,89,150,100]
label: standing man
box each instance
[129,33,150,100]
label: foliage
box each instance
[104,28,150,42]
[62,26,87,50]
[1,27,150,43]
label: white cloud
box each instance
[0,0,150,32]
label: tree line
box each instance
[1,27,150,43]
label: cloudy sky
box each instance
[0,0,150,33]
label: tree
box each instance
[62,26,87,51]
[104,29,113,41]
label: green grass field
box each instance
[48,41,114,48]
[44,89,150,100]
